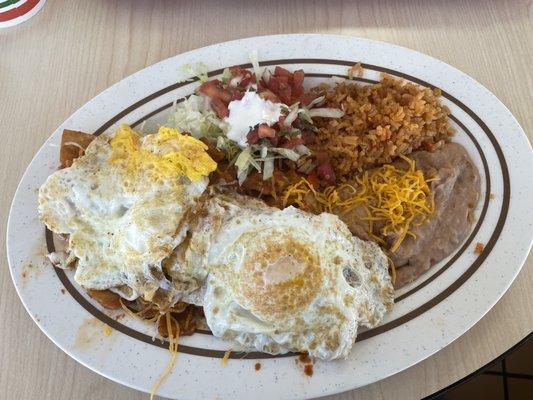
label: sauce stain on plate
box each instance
[75,317,114,349]
[20,261,43,286]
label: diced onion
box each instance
[284,103,300,127]
[260,145,268,159]
[262,158,275,180]
[271,147,300,161]
[295,144,311,156]
[307,108,344,118]
[306,96,325,108]
[229,76,243,87]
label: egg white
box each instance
[38,133,208,301]
[168,190,394,360]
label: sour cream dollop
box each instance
[224,91,282,147]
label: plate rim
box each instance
[6,33,533,400]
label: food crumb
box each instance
[348,62,363,79]
[254,362,261,371]
[489,193,495,199]
[61,288,66,294]
[221,350,231,366]
[296,353,314,377]
[298,353,311,364]
[475,242,485,254]
[102,324,113,336]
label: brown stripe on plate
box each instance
[49,230,295,360]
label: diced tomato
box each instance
[317,163,335,185]
[292,70,304,88]
[198,80,232,104]
[291,70,305,101]
[259,89,279,103]
[258,124,276,138]
[229,66,256,86]
[267,135,279,146]
[292,89,303,102]
[274,66,293,78]
[257,78,267,91]
[246,128,260,145]
[277,82,292,105]
[277,75,290,85]
[227,87,245,101]
[229,66,247,76]
[301,130,316,145]
[266,75,280,94]
[280,137,303,149]
[266,74,293,104]
[243,74,256,87]
[210,98,229,118]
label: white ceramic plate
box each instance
[7,34,533,400]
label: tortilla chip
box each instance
[60,129,95,168]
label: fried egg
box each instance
[38,125,216,301]
[168,190,394,360]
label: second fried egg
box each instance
[168,190,394,360]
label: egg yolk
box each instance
[109,124,217,184]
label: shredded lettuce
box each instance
[167,95,226,138]
[233,146,263,183]
[216,135,239,160]
[237,165,251,186]
[271,147,300,161]
[249,50,263,81]
[220,67,232,84]
[235,148,252,174]
[230,141,303,184]
[180,62,209,83]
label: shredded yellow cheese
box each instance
[150,312,179,400]
[119,298,159,324]
[283,155,435,253]
[221,350,232,366]
[119,298,180,400]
